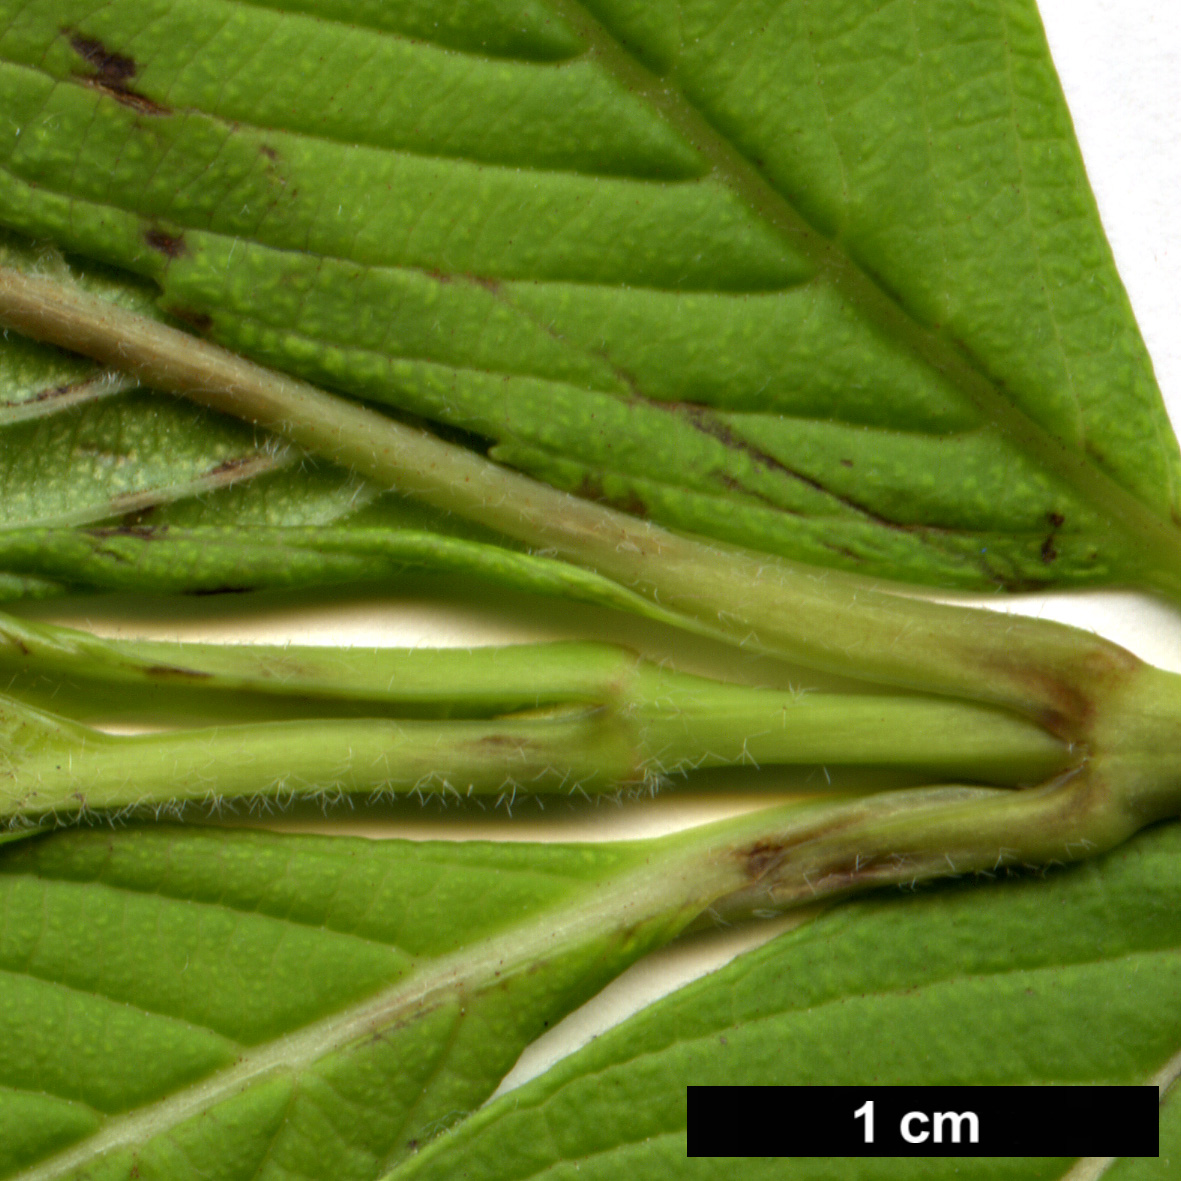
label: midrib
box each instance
[545,0,1181,585]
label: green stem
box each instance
[673,774,1144,925]
[0,613,640,713]
[0,632,1067,821]
[0,266,1136,729]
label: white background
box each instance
[25,0,1181,1095]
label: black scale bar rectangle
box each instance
[686,1086,1158,1158]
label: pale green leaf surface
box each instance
[0,825,667,1179]
[0,233,686,611]
[0,0,1177,592]
[393,821,1181,1181]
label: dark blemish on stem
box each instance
[144,228,187,259]
[575,475,648,519]
[9,637,29,657]
[742,839,786,881]
[208,456,255,478]
[187,586,254,596]
[67,32,170,116]
[816,851,896,893]
[470,734,526,751]
[143,664,214,680]
[166,306,214,334]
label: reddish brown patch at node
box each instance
[144,227,187,259]
[742,839,785,881]
[67,31,169,115]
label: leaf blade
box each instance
[1,0,1177,592]
[0,825,687,1179]
[391,820,1181,1181]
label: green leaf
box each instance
[0,823,696,1179]
[0,234,684,611]
[393,820,1181,1181]
[1,0,1179,593]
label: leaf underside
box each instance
[0,825,665,1180]
[0,0,1178,595]
[0,3,1175,1179]
[396,819,1181,1181]
[0,820,1175,1181]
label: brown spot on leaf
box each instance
[1040,510,1065,564]
[144,227,187,259]
[67,31,169,115]
[69,32,136,86]
[260,144,279,161]
[821,541,863,563]
[79,76,169,115]
[840,458,854,468]
[674,403,929,535]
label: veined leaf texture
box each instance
[0,0,1179,596]
[0,2,1177,1180]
